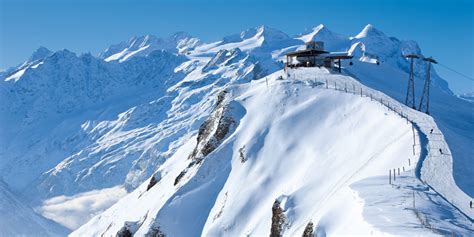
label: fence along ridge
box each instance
[284,70,472,225]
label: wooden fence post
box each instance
[413,190,416,209]
[389,170,391,184]
[412,125,416,155]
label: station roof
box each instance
[322,52,354,59]
[285,49,328,57]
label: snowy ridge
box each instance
[72,68,472,236]
[0,24,472,236]
[298,24,350,51]
[290,68,473,219]
[101,32,201,62]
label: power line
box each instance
[436,63,474,82]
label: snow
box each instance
[0,24,472,236]
[353,24,386,39]
[297,24,350,51]
[101,33,201,62]
[4,67,27,82]
[71,68,473,236]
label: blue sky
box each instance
[0,0,472,94]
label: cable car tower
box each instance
[404,54,419,109]
[418,57,437,114]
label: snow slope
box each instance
[0,180,68,236]
[72,68,472,236]
[1,24,472,235]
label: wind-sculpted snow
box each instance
[1,24,472,235]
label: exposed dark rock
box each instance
[239,146,246,163]
[174,90,241,186]
[145,226,165,237]
[174,171,186,186]
[270,200,285,237]
[188,90,234,163]
[302,222,314,237]
[116,226,132,237]
[146,176,158,191]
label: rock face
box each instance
[175,90,238,186]
[188,90,235,163]
[270,200,285,237]
[302,222,314,237]
[116,226,132,237]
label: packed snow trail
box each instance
[72,68,472,236]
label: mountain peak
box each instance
[314,24,326,32]
[354,24,386,39]
[297,24,348,50]
[171,31,193,41]
[255,25,290,41]
[28,46,53,62]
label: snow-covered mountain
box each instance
[0,180,68,236]
[100,32,201,62]
[1,24,472,236]
[298,24,349,51]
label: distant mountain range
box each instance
[1,24,472,236]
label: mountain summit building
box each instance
[285,41,353,72]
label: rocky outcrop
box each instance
[146,175,158,191]
[145,225,166,237]
[188,90,234,163]
[302,222,314,237]
[270,200,285,237]
[174,90,239,186]
[116,226,132,237]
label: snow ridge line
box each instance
[286,68,473,220]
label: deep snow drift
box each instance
[1,24,472,236]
